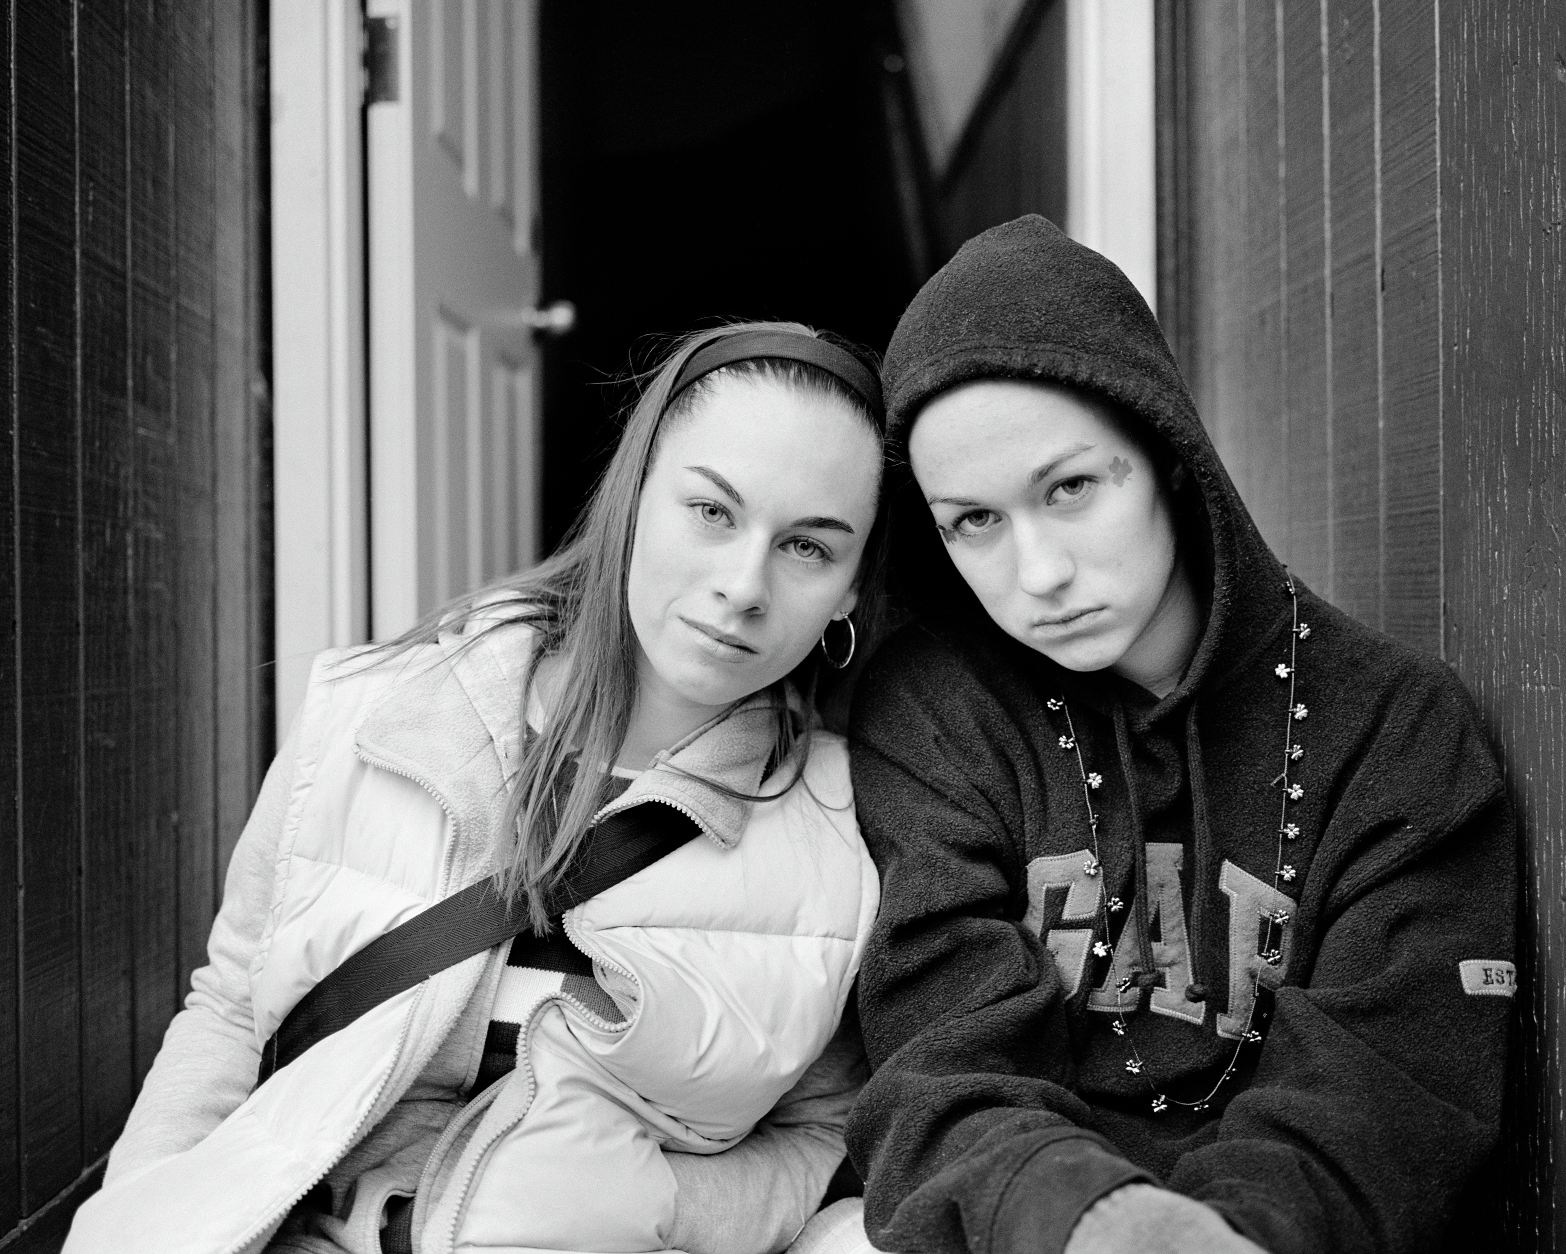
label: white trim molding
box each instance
[1065,0,1157,309]
[365,0,420,640]
[269,0,371,739]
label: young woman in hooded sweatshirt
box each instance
[66,323,883,1254]
[836,217,1515,1254]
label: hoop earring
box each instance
[820,616,856,670]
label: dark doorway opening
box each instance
[537,0,924,551]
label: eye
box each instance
[953,509,1000,537]
[691,500,733,527]
[784,536,831,563]
[934,508,1001,546]
[1048,476,1094,505]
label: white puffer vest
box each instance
[66,615,878,1254]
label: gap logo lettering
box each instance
[1024,846,1297,1040]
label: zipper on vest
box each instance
[216,747,467,1253]
[429,943,639,1252]
[561,912,642,1017]
[593,793,725,848]
[314,764,671,1252]
[408,1070,509,1243]
[431,995,550,1254]
[218,982,429,1254]
[354,747,465,897]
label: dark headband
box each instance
[667,330,884,419]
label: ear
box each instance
[833,590,859,621]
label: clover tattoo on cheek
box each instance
[1108,456,1133,487]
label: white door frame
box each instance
[363,0,419,640]
[269,0,370,739]
[269,0,543,739]
[1064,0,1157,308]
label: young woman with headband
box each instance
[68,323,886,1254]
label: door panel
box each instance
[429,308,477,606]
[431,0,471,179]
[368,0,540,637]
[497,355,539,574]
[486,0,516,223]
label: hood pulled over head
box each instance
[882,213,1286,699]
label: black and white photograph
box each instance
[0,2,1561,1251]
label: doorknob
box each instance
[514,301,576,338]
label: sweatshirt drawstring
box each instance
[1183,701,1212,1002]
[1111,703,1159,987]
[1112,700,1213,1001]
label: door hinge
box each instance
[364,15,399,104]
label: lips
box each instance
[1033,607,1102,629]
[681,616,757,657]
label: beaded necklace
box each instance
[1044,574,1311,1115]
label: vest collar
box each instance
[352,618,784,862]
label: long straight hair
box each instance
[386,321,889,930]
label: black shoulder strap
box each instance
[255,801,700,1086]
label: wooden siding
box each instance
[1171,1,1564,1245]
[0,2,272,1247]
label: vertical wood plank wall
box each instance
[1173,1,1564,1245]
[0,2,273,1247]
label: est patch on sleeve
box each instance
[1458,960,1517,997]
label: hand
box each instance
[1063,1184,1268,1254]
[787,1198,875,1254]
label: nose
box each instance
[1014,517,1074,599]
[713,533,771,616]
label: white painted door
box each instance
[365,0,542,638]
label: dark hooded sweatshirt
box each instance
[845,216,1515,1254]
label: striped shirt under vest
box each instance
[470,768,637,1094]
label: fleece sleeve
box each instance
[1168,784,1515,1254]
[665,1013,869,1254]
[104,722,298,1185]
[1064,1184,1268,1254]
[845,729,1151,1254]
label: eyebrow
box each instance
[925,441,1097,507]
[792,515,856,535]
[687,465,857,534]
[688,465,745,505]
